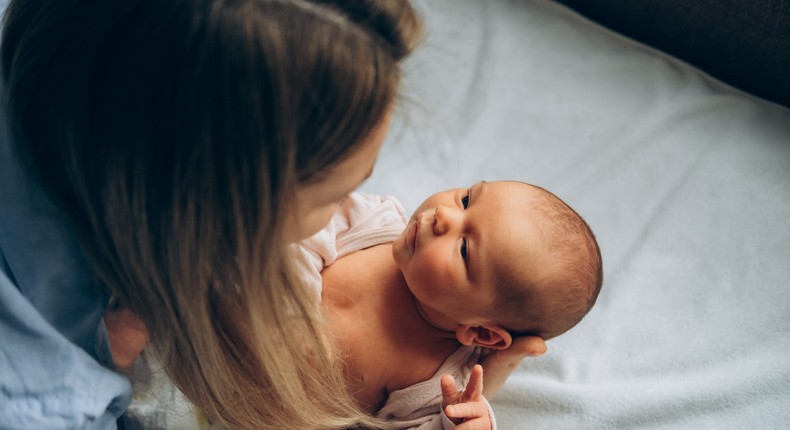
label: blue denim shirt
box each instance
[0,101,131,428]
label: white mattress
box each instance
[362,0,790,428]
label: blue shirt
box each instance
[0,96,131,428]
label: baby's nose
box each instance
[432,205,459,235]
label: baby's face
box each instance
[392,181,546,329]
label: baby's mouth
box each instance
[408,218,419,250]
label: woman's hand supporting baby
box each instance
[440,364,493,429]
[480,336,547,398]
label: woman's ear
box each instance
[456,324,513,350]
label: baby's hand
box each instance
[440,364,492,430]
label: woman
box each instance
[0,0,420,428]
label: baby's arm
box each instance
[439,365,495,430]
[480,336,546,398]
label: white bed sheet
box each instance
[362,0,790,428]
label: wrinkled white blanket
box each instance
[361,1,790,428]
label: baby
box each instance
[300,180,603,429]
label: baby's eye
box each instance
[460,238,468,260]
[461,194,469,209]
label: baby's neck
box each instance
[408,292,459,337]
[393,273,459,341]
[322,243,457,343]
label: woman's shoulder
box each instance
[0,120,107,356]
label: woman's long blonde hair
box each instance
[1,0,420,428]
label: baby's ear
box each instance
[456,324,513,350]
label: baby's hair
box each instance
[495,183,603,340]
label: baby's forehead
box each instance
[480,189,543,235]
[482,182,545,214]
[482,189,566,272]
[479,213,544,285]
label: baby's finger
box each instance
[462,365,483,401]
[440,374,460,406]
[444,401,489,420]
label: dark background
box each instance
[556,0,790,108]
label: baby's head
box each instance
[392,180,602,349]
